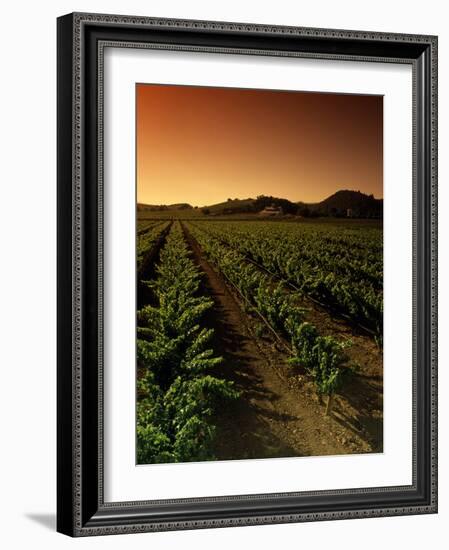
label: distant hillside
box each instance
[309,190,383,218]
[202,196,298,216]
[138,190,382,218]
[137,202,192,212]
[202,197,255,215]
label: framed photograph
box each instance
[57,12,438,536]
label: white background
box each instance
[0,1,446,549]
[104,49,413,501]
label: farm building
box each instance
[259,205,283,217]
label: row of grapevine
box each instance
[136,221,170,274]
[136,222,238,464]
[185,223,351,413]
[191,220,383,339]
[137,219,160,235]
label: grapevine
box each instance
[136,222,238,464]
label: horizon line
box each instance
[137,190,384,208]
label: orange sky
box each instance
[136,84,383,206]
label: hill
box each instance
[308,190,383,218]
[202,197,255,215]
[203,191,382,218]
[202,196,298,216]
[137,202,192,212]
[137,190,383,218]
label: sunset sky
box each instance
[136,84,383,206]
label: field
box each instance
[136,215,383,464]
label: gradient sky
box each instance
[137,84,383,206]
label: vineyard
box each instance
[136,222,238,463]
[136,217,383,463]
[189,220,383,339]
[137,221,170,275]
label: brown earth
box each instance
[182,223,379,460]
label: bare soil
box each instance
[295,299,383,451]
[182,224,380,460]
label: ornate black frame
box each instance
[57,12,438,537]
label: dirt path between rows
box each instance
[182,223,374,460]
[292,291,383,451]
[185,222,383,452]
